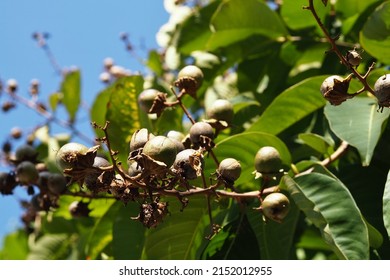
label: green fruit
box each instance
[129,128,154,152]
[254,146,282,174]
[261,192,290,222]
[47,173,67,195]
[173,148,203,180]
[218,158,241,182]
[15,144,38,162]
[178,65,204,90]
[189,122,214,144]
[143,136,177,167]
[55,142,89,171]
[374,74,390,109]
[138,89,160,114]
[207,99,234,123]
[16,161,39,185]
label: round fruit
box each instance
[254,146,282,174]
[374,74,390,108]
[128,160,142,177]
[16,161,39,185]
[173,148,203,180]
[320,75,343,97]
[178,65,204,90]
[129,128,154,152]
[218,158,241,182]
[47,173,67,195]
[15,144,38,162]
[189,122,214,144]
[346,49,362,66]
[55,142,89,171]
[138,89,160,114]
[207,99,234,124]
[37,171,51,192]
[261,192,290,222]
[143,136,178,167]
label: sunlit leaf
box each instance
[0,230,29,260]
[60,70,81,122]
[48,92,63,112]
[324,97,390,166]
[248,76,328,135]
[141,197,209,260]
[360,1,390,64]
[282,174,369,259]
[298,133,334,155]
[27,234,71,260]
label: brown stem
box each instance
[170,87,196,124]
[306,0,375,95]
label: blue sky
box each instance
[0,0,169,245]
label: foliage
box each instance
[1,0,390,260]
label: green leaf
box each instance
[298,133,334,155]
[282,174,369,259]
[0,230,29,260]
[207,0,287,51]
[176,1,222,54]
[141,196,209,260]
[105,75,145,166]
[324,97,390,166]
[146,50,164,76]
[48,92,63,112]
[112,203,146,260]
[209,132,291,190]
[85,201,122,259]
[60,70,81,122]
[383,170,390,239]
[281,0,330,32]
[360,1,390,64]
[248,76,328,135]
[27,234,72,260]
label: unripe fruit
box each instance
[261,192,290,222]
[15,144,38,162]
[173,148,203,180]
[207,99,234,124]
[218,158,241,182]
[37,171,51,192]
[189,122,214,144]
[16,161,39,185]
[129,128,154,152]
[138,89,160,114]
[178,65,204,89]
[55,142,89,171]
[254,146,282,174]
[143,136,178,167]
[47,173,67,195]
[374,74,390,109]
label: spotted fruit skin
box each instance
[178,65,204,89]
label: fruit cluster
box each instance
[1,65,291,235]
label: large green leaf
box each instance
[207,0,287,51]
[209,132,291,190]
[112,202,146,260]
[360,1,390,64]
[282,174,369,259]
[383,170,390,239]
[27,234,72,260]
[85,201,122,259]
[141,196,209,260]
[324,97,390,166]
[60,70,81,122]
[0,230,29,260]
[104,76,145,167]
[248,76,328,135]
[298,133,334,155]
